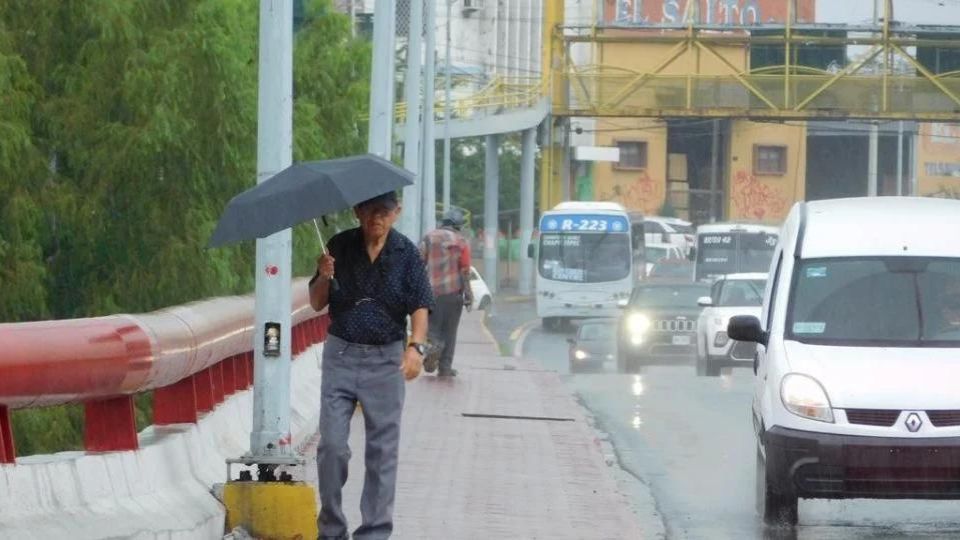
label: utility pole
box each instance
[250,0,294,465]
[442,0,453,213]
[368,0,397,159]
[399,0,424,240]
[421,0,438,236]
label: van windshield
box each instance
[787,258,960,346]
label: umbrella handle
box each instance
[314,218,340,292]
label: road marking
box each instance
[511,319,540,359]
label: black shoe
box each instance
[437,368,458,377]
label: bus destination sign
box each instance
[540,214,629,233]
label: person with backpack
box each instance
[419,209,473,377]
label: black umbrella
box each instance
[207,153,413,248]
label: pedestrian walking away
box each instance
[420,208,473,377]
[308,191,434,540]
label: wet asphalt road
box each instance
[515,316,960,540]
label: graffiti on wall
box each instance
[603,0,815,26]
[600,170,665,215]
[730,170,788,221]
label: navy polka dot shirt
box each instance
[311,228,434,345]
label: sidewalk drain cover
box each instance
[461,413,575,422]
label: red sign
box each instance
[603,0,815,26]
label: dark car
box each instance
[567,319,617,373]
[617,281,710,372]
[648,258,694,281]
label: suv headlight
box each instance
[625,313,651,336]
[780,374,834,423]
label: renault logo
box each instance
[905,412,923,433]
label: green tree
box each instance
[2,0,371,455]
[0,24,48,321]
[433,134,537,233]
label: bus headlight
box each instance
[626,313,651,336]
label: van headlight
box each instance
[780,374,834,423]
[625,313,651,336]
[574,349,589,360]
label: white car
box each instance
[695,273,766,376]
[644,216,694,255]
[469,266,492,311]
[728,197,960,526]
[644,242,686,277]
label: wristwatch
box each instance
[409,342,427,356]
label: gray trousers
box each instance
[317,334,405,540]
[428,293,464,373]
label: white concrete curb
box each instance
[0,344,324,540]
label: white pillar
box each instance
[251,0,294,459]
[519,128,537,295]
[421,0,438,236]
[896,120,904,196]
[367,0,396,158]
[484,134,500,293]
[399,0,424,240]
[868,122,879,196]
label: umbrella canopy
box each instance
[208,154,413,248]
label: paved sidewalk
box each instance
[302,312,645,539]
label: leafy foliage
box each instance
[1,0,370,455]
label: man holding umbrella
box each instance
[308,191,433,540]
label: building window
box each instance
[754,145,787,175]
[615,141,648,170]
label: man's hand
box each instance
[317,254,335,280]
[401,347,423,381]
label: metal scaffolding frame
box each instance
[550,1,960,121]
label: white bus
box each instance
[534,202,634,331]
[694,222,779,282]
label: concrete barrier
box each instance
[0,343,324,539]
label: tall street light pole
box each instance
[250,0,294,464]
[442,0,453,213]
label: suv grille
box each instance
[845,409,900,427]
[928,410,960,427]
[654,319,696,332]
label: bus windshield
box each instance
[539,233,631,283]
[696,231,777,280]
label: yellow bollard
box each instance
[223,481,318,539]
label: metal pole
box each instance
[896,120,904,196]
[560,119,571,201]
[506,219,513,286]
[367,0,396,158]
[251,0,294,461]
[519,127,536,296]
[868,122,879,196]
[421,0,438,237]
[484,134,500,294]
[710,119,720,221]
[399,0,424,241]
[442,0,452,213]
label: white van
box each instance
[728,197,960,525]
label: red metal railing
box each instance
[0,278,329,463]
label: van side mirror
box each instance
[697,296,713,307]
[566,337,575,345]
[527,244,535,258]
[728,315,767,346]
